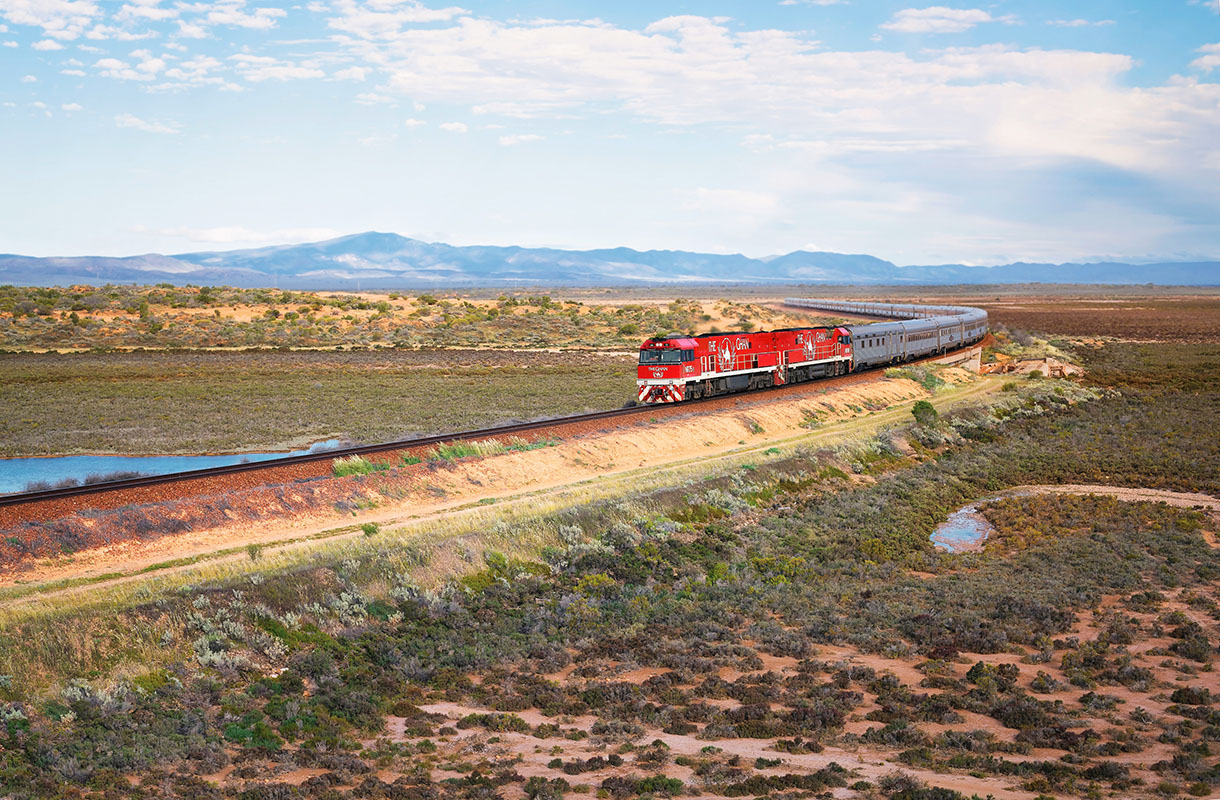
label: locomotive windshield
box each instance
[639,348,693,364]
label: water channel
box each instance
[0,440,344,495]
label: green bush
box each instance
[332,455,379,477]
[911,400,938,427]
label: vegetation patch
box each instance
[0,340,1217,800]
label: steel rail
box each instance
[0,405,649,508]
[1,316,988,510]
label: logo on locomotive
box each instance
[714,339,735,369]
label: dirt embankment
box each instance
[0,366,990,589]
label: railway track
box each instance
[0,337,988,518]
[0,405,648,509]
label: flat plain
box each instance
[0,287,1217,800]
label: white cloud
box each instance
[60,101,81,109]
[116,0,177,23]
[204,1,285,30]
[0,0,100,41]
[60,67,84,73]
[114,112,179,132]
[327,0,468,40]
[498,133,542,145]
[93,51,164,80]
[154,54,228,88]
[2,39,15,45]
[176,20,206,37]
[332,65,367,80]
[229,53,324,81]
[300,11,1220,215]
[778,0,844,5]
[21,73,36,81]
[84,23,158,40]
[439,121,467,133]
[154,225,341,244]
[403,117,424,127]
[881,7,1007,34]
[31,37,61,48]
[354,90,392,103]
[1193,43,1220,72]
[1048,19,1115,28]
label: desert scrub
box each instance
[0,348,633,457]
[1,342,1219,798]
[0,284,823,353]
[885,364,949,393]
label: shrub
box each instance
[456,713,531,733]
[430,439,507,461]
[332,455,378,477]
[82,470,149,485]
[526,776,571,800]
[1171,687,1212,706]
[634,776,683,797]
[361,522,379,537]
[911,400,938,427]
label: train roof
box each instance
[644,325,845,345]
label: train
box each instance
[636,298,988,404]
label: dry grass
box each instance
[0,349,634,456]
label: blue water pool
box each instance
[0,440,344,495]
[930,502,997,552]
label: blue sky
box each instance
[2,0,1219,265]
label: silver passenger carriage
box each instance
[783,298,988,371]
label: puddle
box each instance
[931,501,998,552]
[0,439,345,495]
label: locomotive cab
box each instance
[639,345,695,365]
[637,336,699,403]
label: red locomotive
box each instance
[637,327,853,404]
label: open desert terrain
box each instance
[0,289,1216,800]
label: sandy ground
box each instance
[1003,485,1220,510]
[192,539,1220,800]
[365,564,1220,800]
[404,701,1033,800]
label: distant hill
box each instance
[2,232,1216,288]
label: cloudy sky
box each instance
[2,0,1219,264]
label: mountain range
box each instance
[1,232,1216,288]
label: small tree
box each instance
[912,400,938,427]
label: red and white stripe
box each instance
[638,383,685,404]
